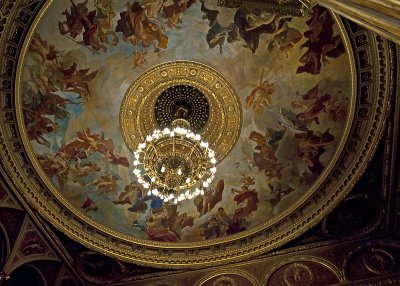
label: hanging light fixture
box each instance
[121,63,242,205]
[132,118,217,204]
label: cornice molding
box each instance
[315,0,400,44]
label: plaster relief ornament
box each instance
[283,263,314,286]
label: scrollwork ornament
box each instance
[362,248,395,275]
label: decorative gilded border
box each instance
[120,60,242,164]
[0,0,392,268]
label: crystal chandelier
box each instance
[133,119,217,204]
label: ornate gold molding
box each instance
[351,0,400,19]
[316,0,400,44]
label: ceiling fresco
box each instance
[17,0,354,244]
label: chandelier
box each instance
[132,118,217,204]
[121,62,242,205]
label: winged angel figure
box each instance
[194,179,225,216]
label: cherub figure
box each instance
[246,69,276,113]
[116,2,168,53]
[70,160,101,181]
[58,0,91,38]
[81,197,98,212]
[24,109,60,148]
[86,175,118,195]
[132,51,148,68]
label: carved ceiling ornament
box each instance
[321,194,385,238]
[343,242,400,281]
[0,0,394,268]
[283,263,313,286]
[212,275,236,286]
[264,257,343,286]
[362,248,395,275]
[120,60,242,164]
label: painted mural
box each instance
[20,0,352,243]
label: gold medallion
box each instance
[120,61,242,164]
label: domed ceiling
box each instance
[0,0,390,268]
